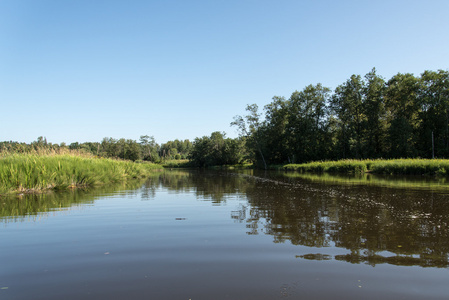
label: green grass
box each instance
[281,159,449,176]
[0,153,162,194]
[161,159,191,168]
[284,172,449,190]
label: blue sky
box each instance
[1,0,448,145]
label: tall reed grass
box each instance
[282,159,449,176]
[0,153,162,194]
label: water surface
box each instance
[1,170,448,299]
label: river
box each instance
[1,170,448,299]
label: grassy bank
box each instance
[161,159,191,168]
[281,159,449,176]
[0,153,162,195]
[284,172,449,190]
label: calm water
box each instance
[1,170,449,299]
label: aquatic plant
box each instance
[282,159,449,176]
[0,153,162,194]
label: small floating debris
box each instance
[296,253,332,261]
[175,218,187,220]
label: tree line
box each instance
[2,68,448,168]
[0,135,193,163]
[231,68,449,168]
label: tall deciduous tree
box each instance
[362,68,387,158]
[139,135,159,162]
[189,132,244,167]
[263,96,290,163]
[385,73,421,158]
[418,70,449,157]
[331,75,364,158]
[231,104,267,169]
[287,84,330,163]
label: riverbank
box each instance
[281,159,449,176]
[0,153,163,195]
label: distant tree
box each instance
[115,138,141,161]
[139,135,160,162]
[189,132,244,167]
[79,142,100,155]
[262,96,290,164]
[100,137,119,158]
[32,136,48,150]
[287,83,331,163]
[231,104,267,169]
[385,73,421,157]
[362,68,387,158]
[160,139,192,160]
[331,75,364,159]
[418,70,449,157]
[69,142,80,150]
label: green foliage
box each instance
[385,73,421,157]
[189,132,245,167]
[331,75,364,159]
[231,104,268,169]
[160,139,192,160]
[235,68,449,167]
[0,153,161,194]
[286,84,331,163]
[284,172,449,191]
[100,137,142,161]
[362,68,387,158]
[139,135,161,162]
[283,160,368,174]
[283,159,449,176]
[2,68,449,170]
[162,159,191,168]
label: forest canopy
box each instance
[232,68,449,167]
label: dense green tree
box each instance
[385,73,421,157]
[418,70,449,157]
[99,137,141,161]
[117,138,141,161]
[80,142,100,155]
[231,104,268,169]
[362,68,387,158]
[189,132,244,167]
[286,84,331,163]
[160,139,192,160]
[139,135,160,162]
[262,96,290,164]
[331,75,365,159]
[100,137,119,157]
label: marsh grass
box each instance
[282,159,449,176]
[161,159,191,168]
[284,172,449,190]
[0,153,162,194]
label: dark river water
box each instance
[1,170,449,299]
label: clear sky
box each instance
[1,0,448,145]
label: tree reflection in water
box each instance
[3,169,448,268]
[155,170,449,268]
